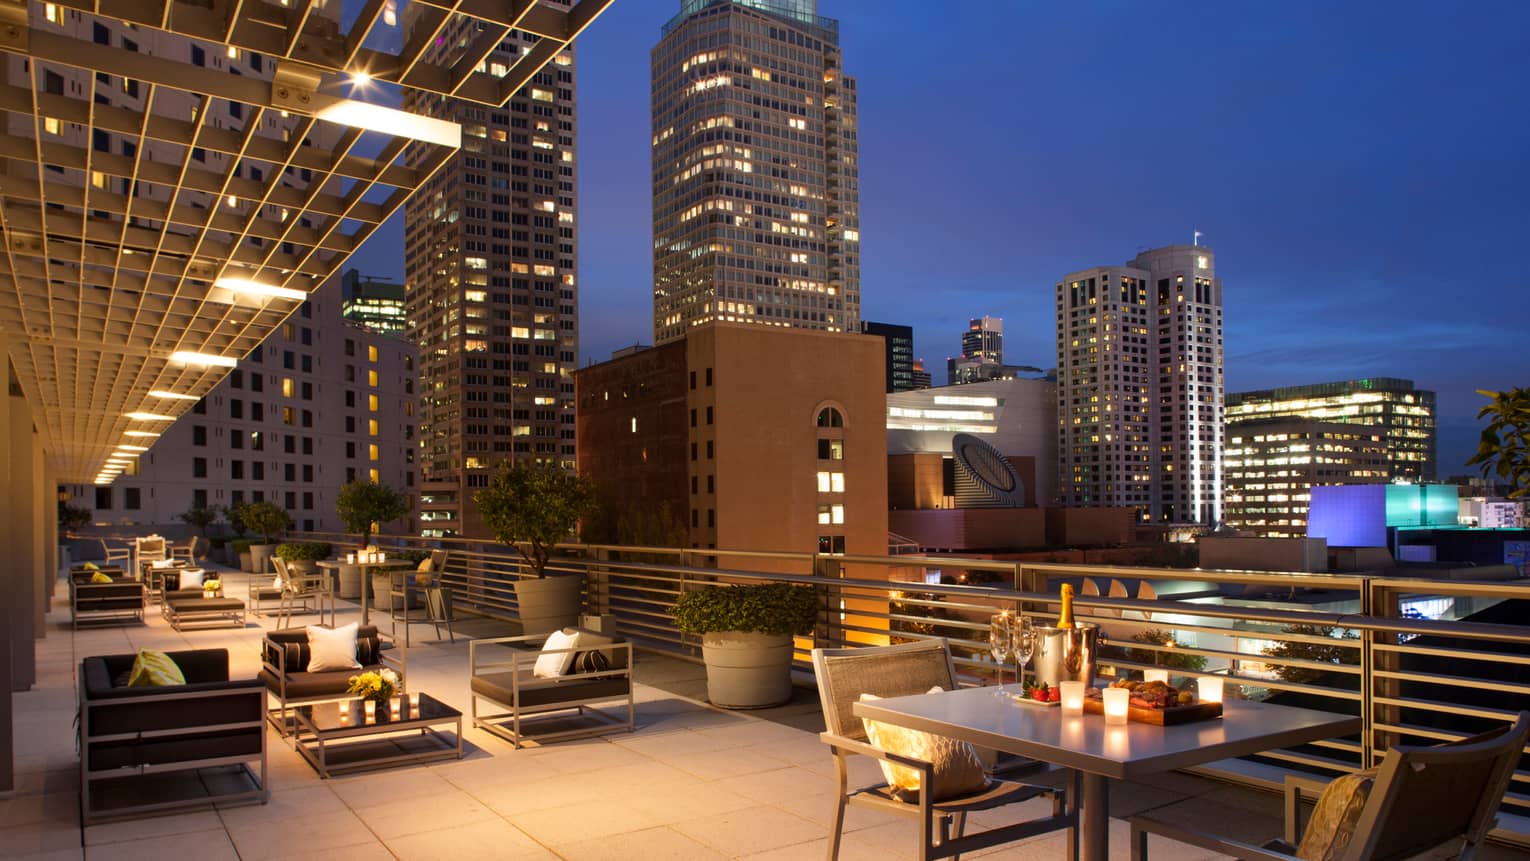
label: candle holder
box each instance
[1144,668,1169,684]
[1199,676,1224,703]
[1102,687,1129,725]
[345,553,355,564]
[408,691,421,711]
[1059,681,1086,713]
[389,696,401,716]
[363,700,376,722]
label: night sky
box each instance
[351,0,1530,476]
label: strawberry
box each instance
[1046,687,1061,702]
[1030,683,1049,701]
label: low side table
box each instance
[166,595,245,631]
[293,693,463,778]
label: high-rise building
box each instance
[1226,378,1437,482]
[651,0,860,344]
[1057,245,1224,524]
[947,316,1006,383]
[1223,418,1388,537]
[341,270,408,338]
[60,275,418,531]
[909,358,932,390]
[403,7,581,537]
[861,321,915,392]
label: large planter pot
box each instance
[285,559,318,576]
[238,551,253,572]
[249,544,276,575]
[513,575,584,636]
[701,631,795,709]
[337,563,362,599]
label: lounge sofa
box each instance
[79,648,266,823]
[259,625,405,734]
[68,570,143,629]
[468,627,633,748]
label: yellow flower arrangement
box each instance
[346,667,399,702]
[203,578,222,593]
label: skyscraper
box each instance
[1226,378,1437,482]
[947,316,1006,383]
[403,6,581,537]
[651,0,860,344]
[1056,245,1224,524]
[1223,418,1387,537]
[861,321,915,392]
[341,270,408,338]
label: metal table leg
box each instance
[1080,772,1110,861]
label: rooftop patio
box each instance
[17,558,1503,861]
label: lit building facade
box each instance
[1223,418,1387,538]
[341,270,408,337]
[909,358,932,390]
[947,316,1003,382]
[403,7,580,536]
[651,0,860,344]
[1057,245,1224,524]
[61,276,417,531]
[1225,378,1436,482]
[861,321,915,392]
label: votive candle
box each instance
[363,700,376,721]
[1144,668,1169,684]
[1059,681,1086,713]
[1102,687,1130,725]
[389,696,401,716]
[408,691,421,710]
[1199,676,1224,703]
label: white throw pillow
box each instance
[272,575,285,591]
[859,689,990,803]
[178,568,204,588]
[307,623,362,672]
[532,628,587,679]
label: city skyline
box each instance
[349,0,1530,476]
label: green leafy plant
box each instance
[1101,628,1208,673]
[223,502,249,538]
[230,539,258,555]
[672,583,818,636]
[275,542,333,562]
[209,537,228,550]
[1262,623,1360,684]
[335,479,409,549]
[1468,388,1530,497]
[473,462,597,578]
[239,501,291,543]
[58,501,91,532]
[390,549,430,564]
[177,506,219,537]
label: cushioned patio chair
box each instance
[1130,711,1530,861]
[469,627,633,748]
[259,624,404,735]
[68,570,144,628]
[98,538,132,571]
[812,639,1072,861]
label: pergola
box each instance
[0,0,613,483]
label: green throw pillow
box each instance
[90,571,113,584]
[127,649,186,687]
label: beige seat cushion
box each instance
[859,689,990,803]
[1297,769,1377,861]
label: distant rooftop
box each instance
[663,0,840,40]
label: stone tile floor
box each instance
[4,564,1526,860]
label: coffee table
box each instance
[293,693,463,778]
[165,595,245,631]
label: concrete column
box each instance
[0,374,11,791]
[8,382,37,690]
[32,435,47,634]
[43,460,57,611]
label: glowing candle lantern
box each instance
[1103,687,1130,725]
[1060,681,1086,714]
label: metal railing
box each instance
[291,531,1530,842]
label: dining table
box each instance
[853,686,1361,861]
[315,557,413,625]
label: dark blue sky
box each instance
[353,0,1530,476]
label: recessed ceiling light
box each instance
[116,445,150,452]
[170,351,237,368]
[351,70,372,85]
[123,430,160,438]
[212,277,308,302]
[125,412,175,421]
[316,100,461,148]
[148,390,200,400]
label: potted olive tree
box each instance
[224,503,252,569]
[672,583,818,709]
[240,500,291,576]
[474,461,596,635]
[335,479,409,601]
[274,541,333,575]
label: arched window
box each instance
[816,407,843,428]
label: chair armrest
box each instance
[819,731,936,774]
[1282,774,1329,845]
[1129,815,1295,861]
[469,634,551,669]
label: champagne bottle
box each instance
[1057,583,1075,629]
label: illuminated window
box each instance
[831,473,845,493]
[368,468,379,483]
[630,417,638,433]
[368,370,379,387]
[368,444,379,461]
[44,3,59,22]
[43,117,60,135]
[368,345,378,362]
[368,394,379,412]
[816,471,830,493]
[282,378,294,397]
[368,419,379,436]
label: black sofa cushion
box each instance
[258,665,387,699]
[471,670,630,709]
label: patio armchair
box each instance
[79,647,266,823]
[98,538,132,571]
[812,639,1073,861]
[68,569,143,628]
[135,535,167,577]
[259,624,404,735]
[274,557,335,628]
[1130,710,1530,861]
[468,627,633,748]
[171,536,205,565]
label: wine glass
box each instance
[1012,616,1036,694]
[989,613,1013,696]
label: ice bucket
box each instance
[1032,622,1103,688]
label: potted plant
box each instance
[208,536,229,564]
[274,541,333,575]
[335,479,409,601]
[224,503,250,569]
[672,583,818,709]
[58,501,91,535]
[239,501,291,575]
[474,461,597,635]
[231,538,257,573]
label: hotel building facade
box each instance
[651,0,860,344]
[1223,418,1388,538]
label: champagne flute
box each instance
[989,613,1013,696]
[1012,616,1036,694]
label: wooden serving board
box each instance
[1082,697,1223,725]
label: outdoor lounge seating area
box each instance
[9,554,1530,860]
